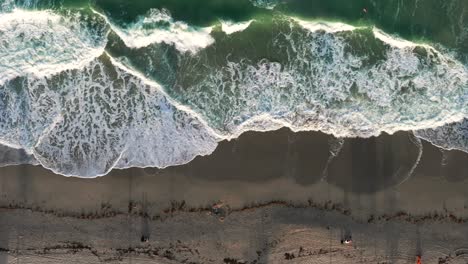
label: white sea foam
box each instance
[178,18,468,139]
[91,8,214,53]
[220,20,254,35]
[293,19,358,33]
[373,28,428,49]
[294,18,435,50]
[0,0,14,12]
[0,9,108,85]
[250,0,279,10]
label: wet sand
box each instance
[1,128,468,263]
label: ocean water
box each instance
[0,0,467,177]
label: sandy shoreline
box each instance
[1,128,468,263]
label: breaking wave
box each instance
[91,8,214,54]
[220,20,254,35]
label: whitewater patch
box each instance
[0,0,14,12]
[293,19,358,33]
[0,9,108,85]
[250,0,279,10]
[372,28,434,49]
[220,20,254,35]
[91,8,214,54]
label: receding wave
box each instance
[0,55,219,177]
[414,119,468,153]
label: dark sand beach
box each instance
[1,129,468,263]
[1,0,467,262]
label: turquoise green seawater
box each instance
[0,0,467,177]
[8,0,468,53]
